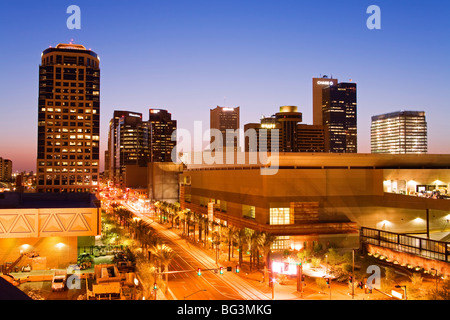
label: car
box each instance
[51,270,67,292]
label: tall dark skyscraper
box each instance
[148,109,177,163]
[36,43,100,193]
[106,111,150,183]
[210,106,240,151]
[312,76,338,126]
[105,109,176,184]
[322,82,357,153]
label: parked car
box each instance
[51,270,67,292]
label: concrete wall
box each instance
[148,162,183,203]
[0,236,78,270]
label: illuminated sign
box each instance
[129,113,141,118]
[317,80,335,86]
[272,261,297,275]
[222,107,235,111]
[150,109,160,114]
[391,290,403,300]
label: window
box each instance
[270,208,291,225]
[272,236,290,251]
[242,205,255,219]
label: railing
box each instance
[360,227,449,263]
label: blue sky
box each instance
[0,0,449,171]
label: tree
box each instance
[224,226,239,261]
[151,243,175,294]
[257,232,276,285]
[235,228,247,268]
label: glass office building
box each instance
[371,111,427,154]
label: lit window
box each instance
[270,208,291,225]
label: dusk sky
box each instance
[1,0,449,172]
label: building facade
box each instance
[210,106,240,151]
[148,109,177,163]
[36,43,100,193]
[244,106,325,153]
[322,82,357,153]
[371,110,428,154]
[312,76,338,126]
[0,193,100,269]
[0,158,12,182]
[180,153,450,251]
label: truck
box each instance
[51,269,67,292]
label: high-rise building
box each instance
[36,43,100,193]
[244,106,325,153]
[312,76,338,126]
[210,106,240,151]
[0,158,12,182]
[148,109,177,163]
[115,112,150,183]
[106,111,149,183]
[322,82,357,153]
[371,111,428,154]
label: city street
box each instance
[125,202,271,300]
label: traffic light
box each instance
[153,283,158,290]
[325,278,330,286]
[302,275,305,282]
[349,276,353,283]
[219,267,224,275]
[358,281,363,289]
[197,268,202,276]
[236,265,240,273]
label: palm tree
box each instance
[223,226,238,262]
[235,228,246,268]
[186,210,193,238]
[257,232,277,285]
[152,243,175,294]
[244,229,255,271]
[192,212,200,242]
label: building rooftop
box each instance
[0,192,99,209]
[182,152,450,170]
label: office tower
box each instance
[114,112,150,182]
[36,43,100,193]
[275,106,303,152]
[106,111,146,182]
[0,158,12,182]
[148,109,177,162]
[371,111,428,154]
[244,106,325,153]
[296,124,326,153]
[210,106,240,151]
[312,76,338,126]
[322,82,357,153]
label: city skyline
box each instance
[1,0,450,172]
